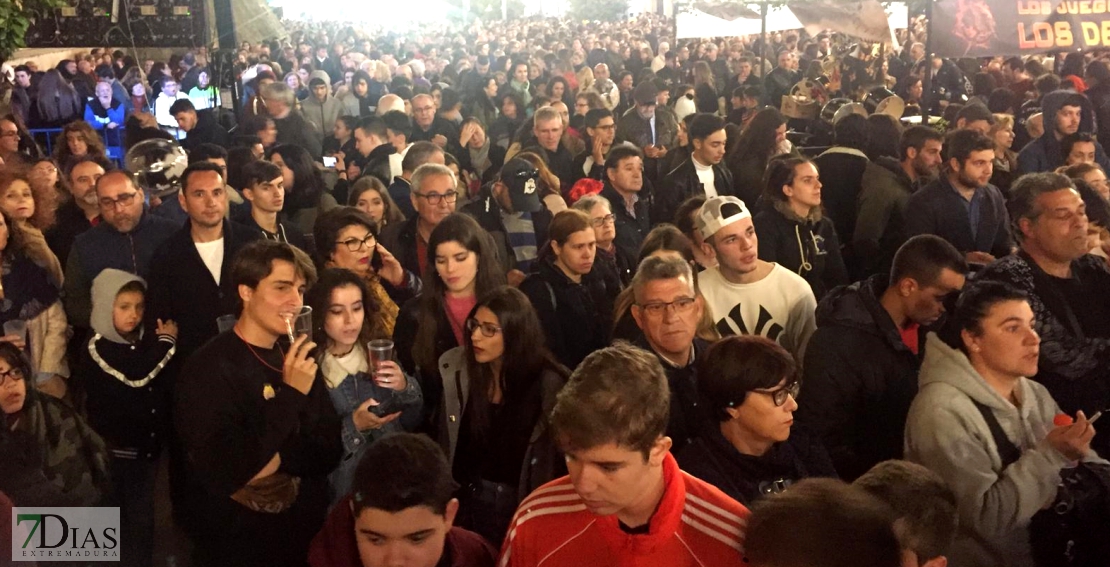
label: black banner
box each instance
[933,0,1110,57]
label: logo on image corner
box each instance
[11,507,121,562]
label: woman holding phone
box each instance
[314,207,422,337]
[308,268,421,502]
[438,285,568,544]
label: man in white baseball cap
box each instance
[695,196,818,362]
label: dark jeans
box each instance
[456,479,519,547]
[111,456,157,567]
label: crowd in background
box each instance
[1,10,1110,567]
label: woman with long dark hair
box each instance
[545,75,574,109]
[306,268,422,501]
[728,107,791,205]
[347,176,405,231]
[463,76,500,133]
[441,285,569,544]
[489,92,525,149]
[340,71,377,118]
[30,70,83,129]
[270,143,339,238]
[392,213,506,433]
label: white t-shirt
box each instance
[194,238,225,285]
[693,157,717,198]
[698,263,817,362]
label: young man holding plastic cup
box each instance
[173,239,342,567]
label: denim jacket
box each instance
[323,355,422,502]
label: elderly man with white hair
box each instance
[375,93,406,116]
[261,82,323,159]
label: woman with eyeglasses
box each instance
[393,213,506,436]
[0,341,110,506]
[306,268,422,502]
[314,207,421,339]
[677,335,835,506]
[438,285,569,544]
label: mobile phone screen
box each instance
[322,156,337,168]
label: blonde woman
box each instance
[989,113,1018,193]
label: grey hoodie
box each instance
[905,333,1105,567]
[301,70,343,137]
[90,269,145,345]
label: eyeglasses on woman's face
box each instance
[465,317,501,337]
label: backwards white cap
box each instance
[695,196,752,238]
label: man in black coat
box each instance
[905,130,1014,265]
[598,146,652,268]
[814,113,871,276]
[171,99,230,151]
[173,239,340,567]
[147,163,261,359]
[797,235,967,480]
[521,106,578,194]
[409,94,465,162]
[655,113,734,224]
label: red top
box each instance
[416,235,428,278]
[899,323,920,355]
[498,453,749,567]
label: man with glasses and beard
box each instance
[63,170,178,330]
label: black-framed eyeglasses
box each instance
[99,191,140,209]
[336,233,376,252]
[591,214,616,227]
[0,366,24,387]
[414,191,458,205]
[753,381,801,407]
[637,297,697,317]
[465,318,502,337]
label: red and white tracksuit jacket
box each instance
[498,452,750,566]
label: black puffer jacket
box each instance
[796,275,925,481]
[518,255,618,370]
[753,200,849,301]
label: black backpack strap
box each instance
[969,399,1023,469]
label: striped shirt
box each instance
[498,453,749,567]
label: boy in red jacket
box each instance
[309,433,496,567]
[499,343,750,567]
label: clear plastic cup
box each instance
[216,314,238,333]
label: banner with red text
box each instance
[932,0,1110,57]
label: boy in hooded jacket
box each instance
[82,268,177,567]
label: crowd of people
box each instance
[2,11,1110,567]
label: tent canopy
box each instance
[675,0,905,43]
